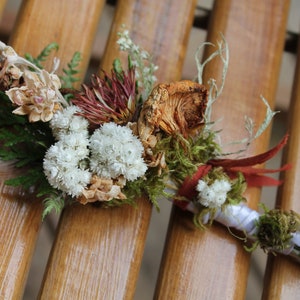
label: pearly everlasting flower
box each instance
[43,133,91,197]
[196,179,231,208]
[50,106,89,140]
[6,69,63,122]
[89,122,147,181]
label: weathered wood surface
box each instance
[154,1,290,299]
[0,0,105,299]
[262,33,300,300]
[39,0,197,299]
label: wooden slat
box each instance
[0,0,6,18]
[39,0,196,298]
[154,1,290,299]
[0,166,42,300]
[9,0,105,85]
[0,1,105,299]
[262,34,300,300]
[101,0,195,82]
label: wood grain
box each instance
[101,0,196,83]
[10,0,105,87]
[154,1,290,299]
[39,0,197,299]
[262,31,300,300]
[0,164,42,300]
[0,0,6,18]
[0,1,105,299]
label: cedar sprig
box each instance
[0,93,54,176]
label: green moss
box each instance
[193,207,218,229]
[255,208,300,253]
[226,172,247,205]
[120,167,168,210]
[156,130,220,184]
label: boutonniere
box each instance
[1,30,298,261]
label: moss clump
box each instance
[255,209,300,253]
[156,130,220,184]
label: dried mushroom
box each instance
[137,80,208,166]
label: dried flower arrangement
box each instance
[1,30,299,260]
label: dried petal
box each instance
[78,175,126,204]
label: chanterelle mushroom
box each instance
[137,80,208,166]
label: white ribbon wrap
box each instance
[181,201,300,260]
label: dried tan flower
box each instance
[78,175,126,204]
[6,69,62,122]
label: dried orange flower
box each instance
[78,175,126,204]
[137,80,208,166]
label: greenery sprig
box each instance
[60,51,82,89]
[25,43,59,69]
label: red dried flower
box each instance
[177,134,291,207]
[72,67,137,128]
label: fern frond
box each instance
[24,43,59,69]
[60,51,82,88]
[41,192,66,220]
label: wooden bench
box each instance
[0,0,299,299]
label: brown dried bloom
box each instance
[137,80,208,166]
[6,69,62,122]
[78,175,126,204]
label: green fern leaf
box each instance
[24,43,59,69]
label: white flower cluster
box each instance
[117,29,158,100]
[90,122,147,181]
[50,105,89,139]
[43,106,91,197]
[44,113,147,198]
[196,179,231,208]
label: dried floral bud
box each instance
[0,42,23,90]
[138,80,207,138]
[78,175,126,204]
